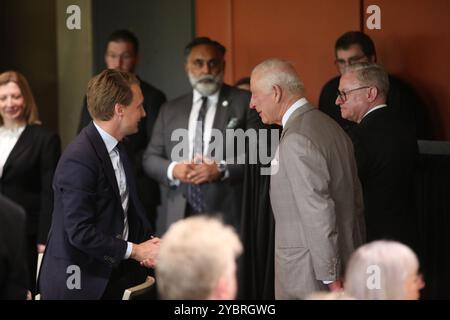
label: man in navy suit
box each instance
[39,69,160,299]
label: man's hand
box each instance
[187,156,221,184]
[130,237,160,268]
[173,163,195,183]
[328,280,343,292]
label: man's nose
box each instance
[200,63,211,74]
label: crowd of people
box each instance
[0,29,427,300]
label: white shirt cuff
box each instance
[167,161,180,186]
[124,242,133,259]
[322,280,333,285]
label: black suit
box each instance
[0,195,28,299]
[0,124,60,293]
[319,74,430,139]
[350,107,418,247]
[78,77,166,229]
[39,123,152,299]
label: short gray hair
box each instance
[251,58,304,95]
[344,62,390,98]
[344,240,419,300]
[156,216,243,300]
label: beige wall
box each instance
[57,0,93,147]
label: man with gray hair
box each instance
[156,215,242,300]
[336,62,418,248]
[250,58,365,299]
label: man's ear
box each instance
[114,103,124,117]
[367,86,379,102]
[273,84,282,103]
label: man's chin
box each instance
[194,83,220,96]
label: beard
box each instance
[188,72,224,96]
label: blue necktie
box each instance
[187,96,208,214]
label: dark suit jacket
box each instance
[38,123,152,299]
[0,195,28,299]
[318,74,430,139]
[0,124,61,244]
[350,107,418,246]
[143,84,259,235]
[78,78,166,227]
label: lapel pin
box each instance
[222,100,229,107]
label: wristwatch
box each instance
[217,161,227,179]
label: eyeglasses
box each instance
[337,86,370,102]
[334,55,368,67]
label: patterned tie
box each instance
[114,142,130,239]
[187,96,208,214]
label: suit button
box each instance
[116,234,122,239]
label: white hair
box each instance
[344,62,390,97]
[344,240,419,300]
[251,58,304,95]
[156,215,242,300]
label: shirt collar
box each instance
[282,98,308,127]
[193,89,220,105]
[362,104,388,120]
[93,121,118,153]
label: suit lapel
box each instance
[208,85,233,155]
[3,125,32,172]
[212,85,232,132]
[85,123,122,206]
[280,103,315,141]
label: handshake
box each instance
[130,237,161,268]
[173,155,222,184]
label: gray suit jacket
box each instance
[270,103,365,299]
[143,84,258,235]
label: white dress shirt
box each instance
[281,98,308,127]
[93,122,132,259]
[167,89,220,183]
[361,104,388,121]
[0,125,26,178]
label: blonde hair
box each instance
[86,69,139,121]
[156,216,243,300]
[344,240,419,300]
[0,71,40,125]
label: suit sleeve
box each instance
[57,154,127,265]
[38,131,61,244]
[282,133,340,281]
[0,200,29,299]
[143,103,172,187]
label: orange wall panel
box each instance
[196,0,360,105]
[196,0,450,139]
[363,0,450,139]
